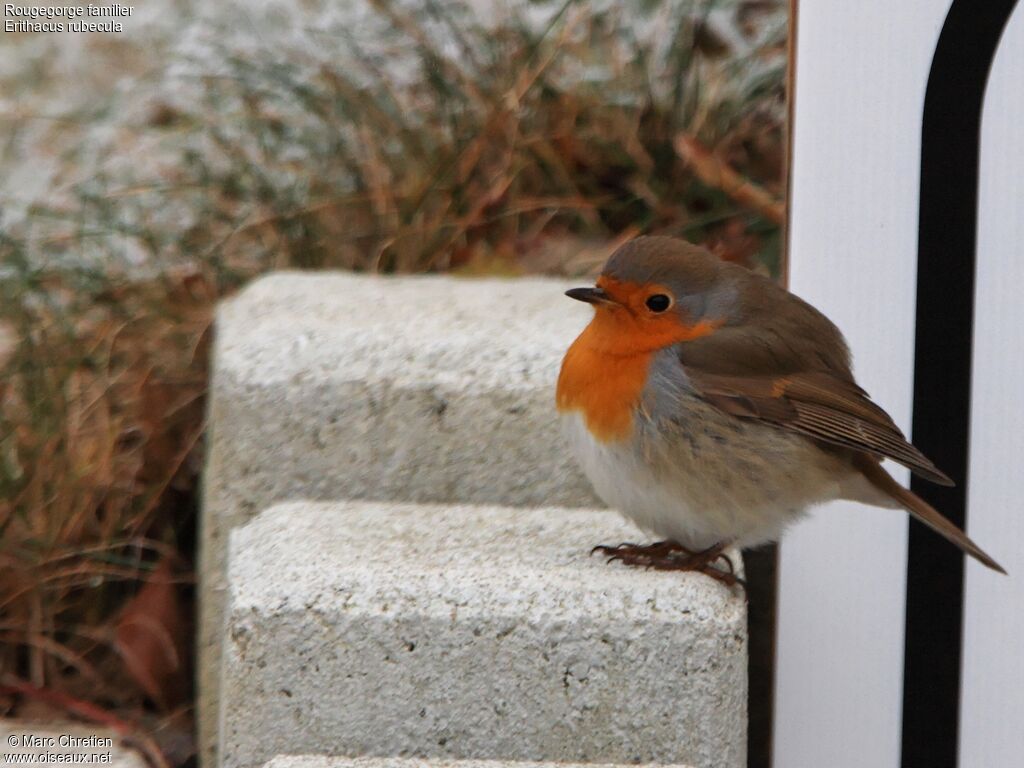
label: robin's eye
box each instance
[645,294,671,313]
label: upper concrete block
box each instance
[202,273,598,763]
[222,501,746,768]
[264,757,695,768]
[207,273,597,513]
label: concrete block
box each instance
[0,721,147,768]
[263,757,695,768]
[201,273,598,762]
[222,501,747,768]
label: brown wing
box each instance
[669,257,952,485]
[686,368,954,486]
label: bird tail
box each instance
[854,455,1006,574]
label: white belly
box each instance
[561,406,849,550]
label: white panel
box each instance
[959,6,1024,767]
[775,2,951,767]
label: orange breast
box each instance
[556,327,652,443]
[556,302,718,443]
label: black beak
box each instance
[565,287,614,305]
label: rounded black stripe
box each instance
[904,2,1018,766]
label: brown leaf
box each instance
[114,557,189,710]
[674,134,785,225]
[0,321,16,371]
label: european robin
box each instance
[556,236,1004,585]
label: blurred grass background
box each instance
[0,0,786,764]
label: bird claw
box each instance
[590,540,746,593]
[590,542,638,556]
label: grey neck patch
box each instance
[640,346,694,422]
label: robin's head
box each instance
[566,237,738,353]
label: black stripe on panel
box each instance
[904,2,1017,767]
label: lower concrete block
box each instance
[263,757,695,768]
[222,501,747,768]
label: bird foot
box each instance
[591,540,745,590]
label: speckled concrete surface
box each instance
[263,757,695,768]
[222,501,746,768]
[201,273,600,761]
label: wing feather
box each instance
[687,369,954,486]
